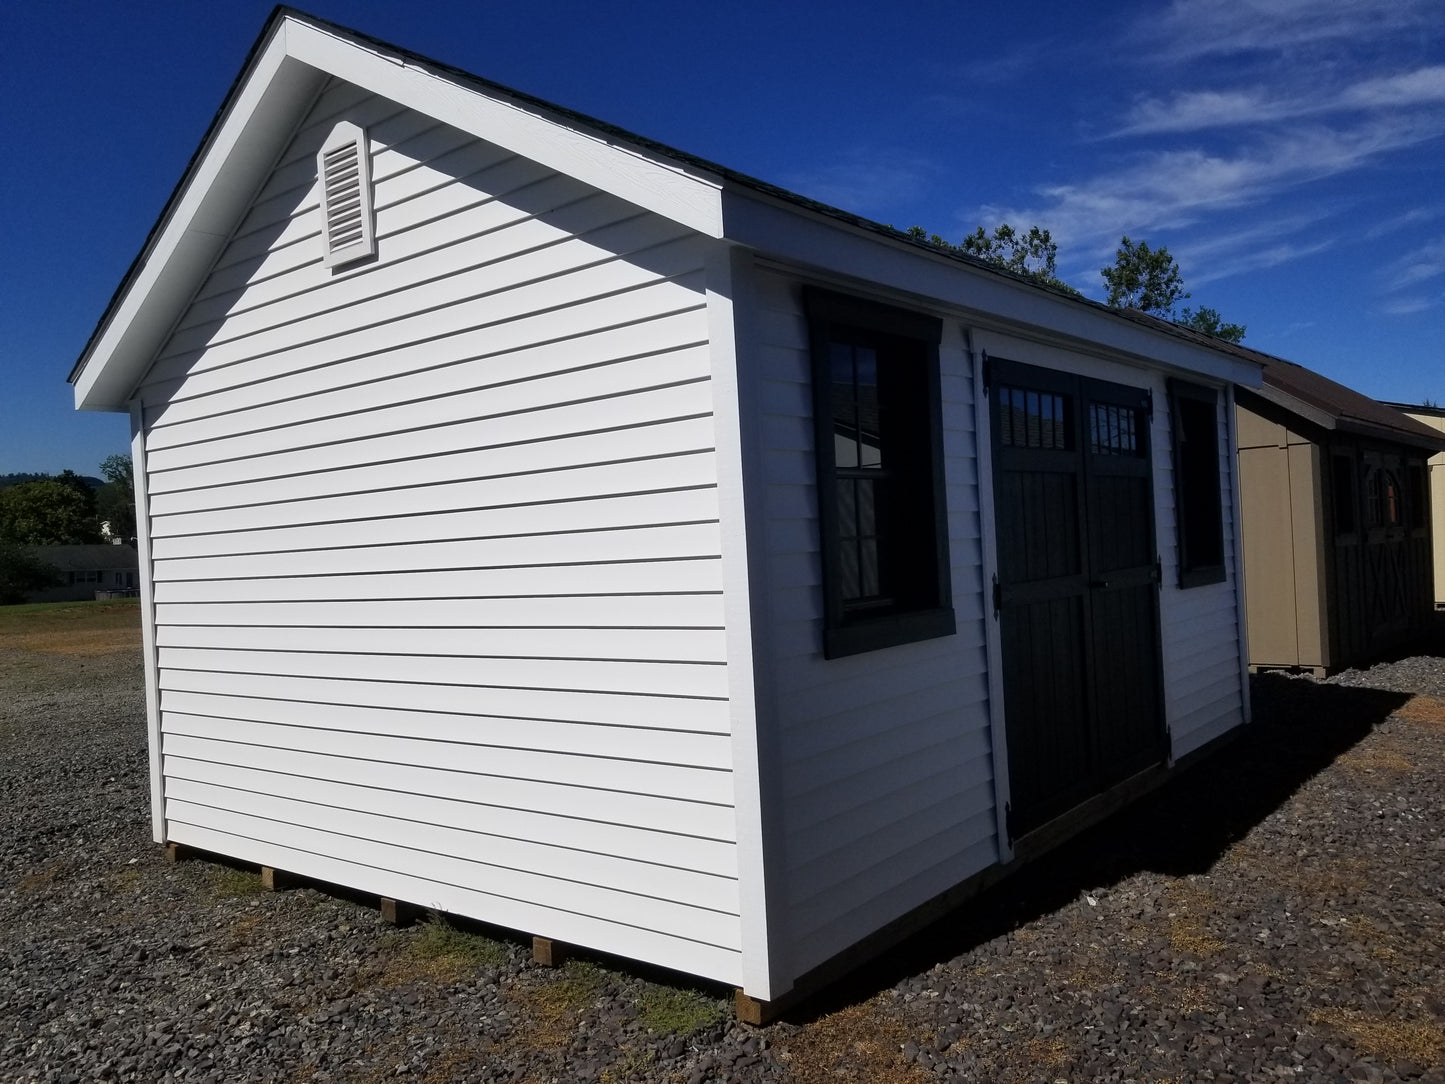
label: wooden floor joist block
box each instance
[379,897,422,927]
[260,866,301,892]
[164,842,199,864]
[735,989,783,1026]
[532,936,568,967]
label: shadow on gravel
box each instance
[789,672,1414,1023]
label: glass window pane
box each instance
[860,538,879,598]
[837,478,858,539]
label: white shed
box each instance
[71,10,1262,1015]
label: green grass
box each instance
[633,981,728,1036]
[412,916,512,970]
[210,867,266,898]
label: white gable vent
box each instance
[317,121,375,268]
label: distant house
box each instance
[1384,402,1445,609]
[26,544,140,603]
[68,10,1266,1013]
[1236,361,1444,673]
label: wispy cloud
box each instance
[1143,0,1442,61]
[977,116,1443,259]
[781,150,936,221]
[1379,236,1445,290]
[1380,295,1440,315]
[1114,66,1445,135]
[1363,206,1445,240]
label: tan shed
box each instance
[1236,359,1444,673]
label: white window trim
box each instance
[317,121,376,269]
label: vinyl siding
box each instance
[135,80,742,985]
[750,270,996,982]
[1158,390,1247,758]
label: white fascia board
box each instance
[721,188,1264,390]
[284,21,725,239]
[74,28,328,412]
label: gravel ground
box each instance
[2,604,1444,1083]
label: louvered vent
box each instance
[317,121,375,268]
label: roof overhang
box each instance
[71,10,726,412]
[1240,383,1445,451]
[75,8,1261,414]
[721,186,1264,389]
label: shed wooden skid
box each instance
[71,9,1265,1008]
[1235,367,1443,675]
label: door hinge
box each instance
[992,572,1001,618]
[1004,801,1015,847]
[1146,388,1154,422]
[982,355,992,397]
[1155,554,1163,589]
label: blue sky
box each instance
[3,0,1443,474]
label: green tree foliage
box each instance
[0,542,62,604]
[1100,236,1189,317]
[906,223,1081,295]
[96,454,137,542]
[0,474,101,545]
[1178,306,1247,344]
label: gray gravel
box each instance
[2,612,1444,1083]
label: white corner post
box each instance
[707,242,789,1001]
[130,401,166,842]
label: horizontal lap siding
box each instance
[1158,393,1246,757]
[752,271,995,983]
[139,84,742,983]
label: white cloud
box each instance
[1380,295,1440,315]
[1379,236,1445,292]
[781,150,936,220]
[1115,66,1445,135]
[1343,66,1445,109]
[979,116,1444,260]
[1144,0,1441,60]
[1363,207,1445,240]
[1189,238,1335,285]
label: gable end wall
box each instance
[132,81,744,985]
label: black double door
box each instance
[990,358,1165,839]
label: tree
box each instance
[0,477,101,545]
[96,454,137,542]
[0,542,61,604]
[1100,236,1189,317]
[1178,306,1246,344]
[906,222,1081,295]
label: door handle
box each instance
[1090,579,1111,589]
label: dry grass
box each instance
[1021,1035,1071,1072]
[1175,983,1215,1015]
[774,999,930,1084]
[1395,695,1445,729]
[1310,1008,1445,1065]
[16,859,68,895]
[0,599,141,656]
[1165,885,1225,958]
[503,961,609,1051]
[1338,746,1415,774]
